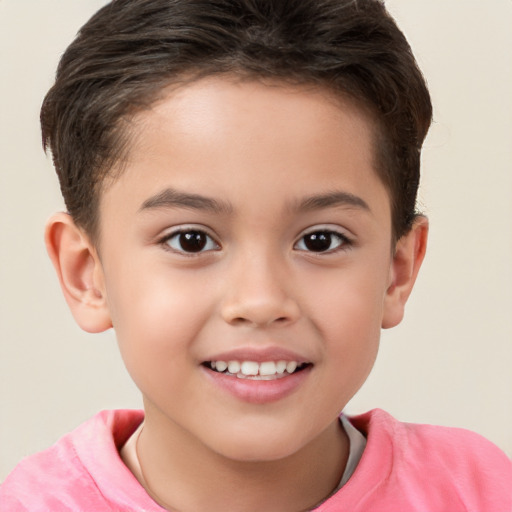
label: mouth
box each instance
[202,360,312,381]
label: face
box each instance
[97,77,395,461]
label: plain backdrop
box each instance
[1,0,511,480]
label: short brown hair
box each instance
[41,0,432,241]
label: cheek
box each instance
[306,258,389,326]
[322,288,381,369]
[104,264,214,369]
[305,258,389,368]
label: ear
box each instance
[382,216,428,329]
[45,212,112,333]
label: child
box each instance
[1,0,511,510]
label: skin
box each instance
[46,77,427,511]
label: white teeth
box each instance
[228,361,241,374]
[276,361,287,374]
[286,361,298,374]
[209,359,305,378]
[259,361,277,376]
[215,361,228,372]
[240,361,259,376]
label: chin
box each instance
[206,423,309,463]
[217,442,299,463]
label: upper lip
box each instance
[203,347,311,364]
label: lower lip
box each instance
[202,366,312,404]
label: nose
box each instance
[220,252,301,328]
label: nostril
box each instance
[227,315,291,327]
[229,316,266,327]
[221,295,301,327]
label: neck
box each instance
[130,402,349,512]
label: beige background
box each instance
[1,0,511,480]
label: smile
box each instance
[204,360,310,380]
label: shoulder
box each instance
[332,409,512,511]
[356,408,512,471]
[0,410,145,512]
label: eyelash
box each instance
[160,228,220,256]
[159,227,352,256]
[294,229,353,254]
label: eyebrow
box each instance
[294,191,370,213]
[140,187,370,215]
[140,188,232,214]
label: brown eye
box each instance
[296,230,348,253]
[165,230,218,253]
[179,232,207,252]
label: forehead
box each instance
[101,76,390,225]
[150,76,374,139]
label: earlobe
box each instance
[45,213,112,333]
[382,216,428,329]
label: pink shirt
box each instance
[1,409,511,511]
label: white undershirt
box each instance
[338,414,367,487]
